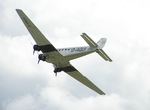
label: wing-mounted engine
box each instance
[33,45,47,64]
[33,44,41,54]
[33,44,57,54]
[38,54,46,64]
[53,64,62,76]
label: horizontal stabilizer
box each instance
[81,33,112,62]
[81,33,98,47]
[97,49,112,62]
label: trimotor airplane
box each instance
[16,9,112,95]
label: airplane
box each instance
[16,9,112,95]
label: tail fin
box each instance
[97,38,107,49]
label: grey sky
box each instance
[1,0,150,109]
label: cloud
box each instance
[2,87,127,110]
[1,0,150,109]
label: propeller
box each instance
[38,59,40,64]
[31,43,45,64]
[55,72,57,77]
[53,65,62,77]
[33,50,35,55]
[53,64,58,77]
[31,43,35,55]
[54,69,58,77]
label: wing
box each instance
[59,63,105,95]
[16,9,64,63]
[16,9,50,45]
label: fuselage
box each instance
[44,46,97,65]
[57,46,88,55]
[57,46,97,59]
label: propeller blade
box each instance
[38,59,40,64]
[33,50,35,55]
[55,72,57,77]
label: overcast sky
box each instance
[1,0,150,109]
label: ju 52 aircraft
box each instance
[16,9,112,95]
